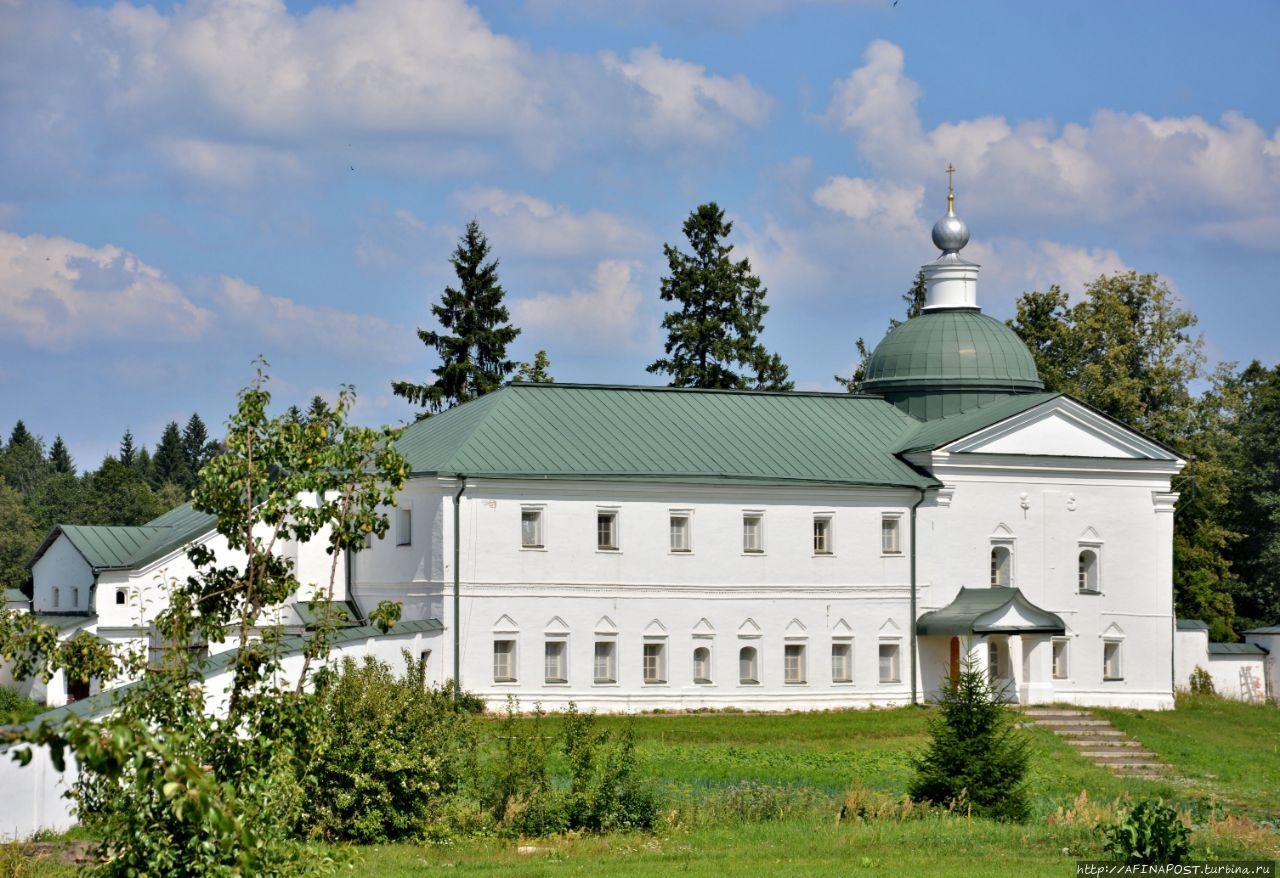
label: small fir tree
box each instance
[118,430,137,468]
[152,421,192,490]
[909,654,1031,822]
[392,220,521,413]
[49,436,74,475]
[0,420,48,494]
[647,203,793,391]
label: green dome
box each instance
[862,309,1044,421]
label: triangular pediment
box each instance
[492,614,519,632]
[831,618,854,636]
[738,618,762,637]
[1103,622,1125,638]
[644,618,667,636]
[991,523,1014,537]
[880,618,901,635]
[692,617,716,635]
[945,398,1175,460]
[544,615,569,635]
[785,618,807,636]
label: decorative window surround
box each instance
[521,506,545,549]
[881,515,902,555]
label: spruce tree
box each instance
[306,396,329,423]
[119,430,137,468]
[0,421,48,494]
[392,220,521,413]
[49,436,75,475]
[182,414,213,480]
[153,421,192,490]
[647,203,792,391]
[910,656,1031,822]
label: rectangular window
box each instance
[881,516,901,555]
[1052,638,1069,680]
[597,510,618,550]
[72,586,79,607]
[544,641,567,684]
[743,513,764,553]
[784,644,806,684]
[670,513,691,552]
[521,508,543,548]
[396,507,412,546]
[813,516,833,555]
[52,587,59,609]
[642,642,666,684]
[419,649,431,684]
[493,640,516,682]
[593,641,616,684]
[878,643,901,683]
[831,643,852,683]
[1103,641,1122,681]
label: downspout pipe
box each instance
[452,476,467,702]
[909,487,929,707]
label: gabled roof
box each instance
[29,503,217,574]
[915,587,1066,636]
[395,383,938,489]
[896,392,1062,453]
[1177,619,1210,631]
[1244,625,1280,635]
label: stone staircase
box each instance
[1021,708,1168,778]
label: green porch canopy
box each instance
[916,587,1066,636]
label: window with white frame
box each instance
[738,646,759,684]
[670,511,691,552]
[396,507,412,546]
[593,641,616,684]
[878,643,901,683]
[990,543,1013,587]
[987,640,1004,682]
[784,643,806,684]
[813,516,833,555]
[831,642,852,683]
[1052,638,1069,680]
[1078,549,1100,593]
[521,507,544,548]
[597,510,619,551]
[642,642,666,684]
[881,516,902,555]
[692,646,712,684]
[544,640,567,684]
[1103,640,1122,680]
[742,513,764,553]
[493,639,516,682]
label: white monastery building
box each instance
[18,191,1278,712]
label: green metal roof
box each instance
[395,383,939,489]
[1207,642,1268,656]
[896,392,1061,453]
[1243,625,1280,635]
[29,503,217,573]
[33,613,95,632]
[862,310,1044,393]
[1177,619,1210,631]
[293,600,362,628]
[915,587,1066,636]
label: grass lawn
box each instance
[17,699,1280,875]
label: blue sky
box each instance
[3,0,1278,468]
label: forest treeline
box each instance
[3,212,1278,640]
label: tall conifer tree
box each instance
[182,414,213,478]
[153,421,192,490]
[119,430,137,468]
[49,436,75,475]
[392,221,520,413]
[647,203,792,391]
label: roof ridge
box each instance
[506,382,883,399]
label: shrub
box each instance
[304,652,478,843]
[909,656,1031,823]
[1103,799,1191,865]
[0,685,42,723]
[1188,666,1216,696]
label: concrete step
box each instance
[1021,709,1093,718]
[1034,718,1111,727]
[1066,738,1144,748]
[1081,750,1157,761]
[1056,729,1126,739]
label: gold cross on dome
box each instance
[946,163,956,213]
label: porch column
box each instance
[1021,634,1054,705]
[1006,635,1024,704]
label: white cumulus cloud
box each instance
[455,188,652,257]
[0,230,211,350]
[512,261,647,348]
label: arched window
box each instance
[1078,549,1099,593]
[738,646,759,685]
[990,545,1012,587]
[116,588,127,605]
[692,646,712,684]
